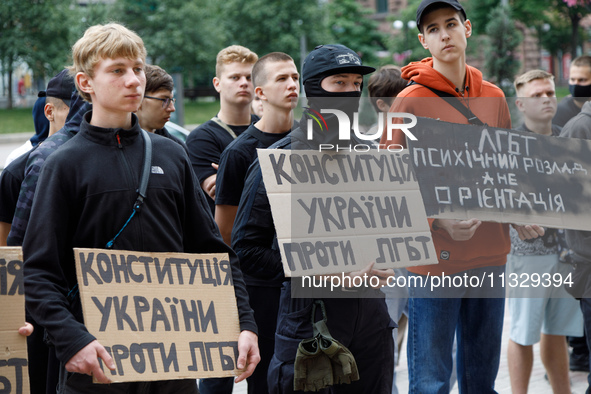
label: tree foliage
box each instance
[467,0,590,58]
[0,0,76,108]
[484,5,522,96]
[325,0,388,65]
[111,0,226,86]
[387,0,430,66]
[217,0,329,72]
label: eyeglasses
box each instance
[144,95,176,108]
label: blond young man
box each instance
[186,45,258,214]
[507,70,583,394]
[23,23,259,393]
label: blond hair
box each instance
[70,23,147,102]
[514,70,554,96]
[215,45,258,78]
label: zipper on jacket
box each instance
[116,132,123,149]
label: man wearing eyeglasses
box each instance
[136,64,186,150]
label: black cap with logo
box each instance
[416,0,466,31]
[302,44,375,85]
[38,69,75,107]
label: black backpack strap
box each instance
[407,81,485,126]
[105,129,152,249]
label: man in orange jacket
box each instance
[380,0,543,392]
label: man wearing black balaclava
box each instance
[554,55,591,127]
[231,44,395,393]
[290,44,375,150]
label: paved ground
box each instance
[0,132,30,171]
[230,304,588,393]
[2,133,588,393]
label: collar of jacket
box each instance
[79,111,143,147]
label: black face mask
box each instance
[569,83,591,103]
[300,76,362,148]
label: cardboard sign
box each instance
[408,117,591,230]
[74,248,241,383]
[0,247,29,394]
[258,149,437,277]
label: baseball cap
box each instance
[416,0,466,31]
[38,69,75,107]
[302,44,375,85]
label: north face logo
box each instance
[336,53,361,65]
[151,166,164,174]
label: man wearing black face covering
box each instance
[232,44,395,393]
[554,55,591,127]
[553,55,591,374]
[289,44,375,149]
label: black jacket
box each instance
[23,112,256,363]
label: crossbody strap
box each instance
[408,81,485,126]
[211,116,238,139]
[68,130,153,302]
[105,129,152,249]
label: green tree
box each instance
[217,0,329,72]
[0,0,76,108]
[112,0,226,86]
[484,5,522,96]
[326,0,388,66]
[387,0,429,66]
[467,0,590,59]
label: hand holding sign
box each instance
[18,323,34,337]
[65,339,116,384]
[511,224,545,240]
[344,262,395,288]
[434,218,482,241]
[234,330,260,383]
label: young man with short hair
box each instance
[552,55,591,375]
[507,69,583,394]
[0,69,74,245]
[215,52,298,394]
[554,55,591,127]
[186,45,258,214]
[136,64,186,149]
[23,23,259,393]
[560,97,591,392]
[381,1,542,392]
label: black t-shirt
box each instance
[554,96,582,127]
[0,150,30,223]
[185,115,257,213]
[216,124,291,206]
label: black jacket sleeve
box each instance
[23,159,97,363]
[231,159,285,283]
[181,158,258,334]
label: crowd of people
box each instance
[1,0,591,393]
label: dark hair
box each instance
[144,64,174,94]
[367,65,407,112]
[252,52,294,87]
[419,3,466,34]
